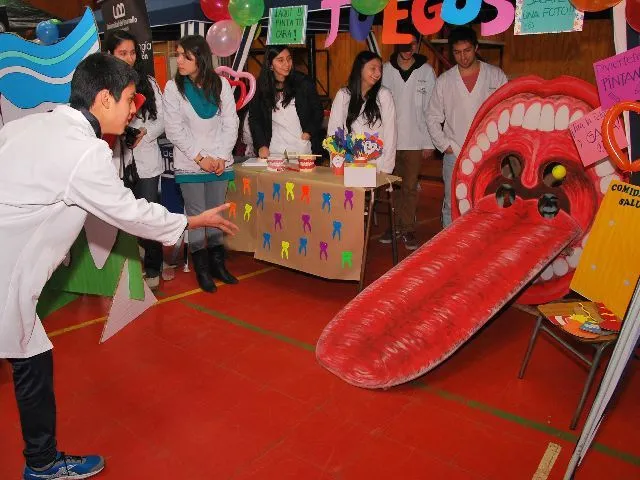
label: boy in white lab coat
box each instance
[427,26,508,228]
[0,53,237,480]
[382,28,436,250]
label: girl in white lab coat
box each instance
[249,45,324,158]
[104,29,165,290]
[327,51,397,174]
[164,35,239,293]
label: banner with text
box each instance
[267,5,308,45]
[514,0,583,35]
[101,0,154,76]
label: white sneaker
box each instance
[145,276,160,290]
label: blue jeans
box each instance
[442,153,456,228]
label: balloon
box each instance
[351,0,390,16]
[349,8,374,41]
[206,20,243,57]
[200,0,231,22]
[568,0,622,12]
[228,0,264,27]
[214,66,256,109]
[552,165,567,181]
[602,101,640,173]
[627,0,640,32]
[35,20,59,45]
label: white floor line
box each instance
[532,442,562,480]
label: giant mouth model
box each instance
[316,76,625,389]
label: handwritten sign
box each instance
[568,107,627,167]
[266,5,307,45]
[593,46,640,110]
[514,0,584,35]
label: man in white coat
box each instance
[427,26,508,227]
[382,28,436,250]
[0,53,237,480]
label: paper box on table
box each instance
[344,164,376,187]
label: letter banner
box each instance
[514,0,583,35]
[101,0,154,75]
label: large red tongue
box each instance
[316,195,581,389]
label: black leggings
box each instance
[8,350,57,468]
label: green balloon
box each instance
[228,0,264,27]
[351,0,390,16]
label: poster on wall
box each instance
[593,45,640,111]
[514,0,584,35]
[266,5,308,45]
[101,0,154,75]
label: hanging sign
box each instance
[514,0,583,35]
[593,46,640,111]
[267,5,308,45]
[569,107,628,168]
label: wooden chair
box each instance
[517,301,618,430]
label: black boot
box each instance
[191,249,217,292]
[208,245,238,284]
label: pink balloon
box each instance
[201,0,231,22]
[206,20,242,57]
[215,66,256,109]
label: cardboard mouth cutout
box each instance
[316,76,625,389]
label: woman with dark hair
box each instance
[104,29,165,290]
[249,45,323,158]
[327,51,397,173]
[163,35,239,293]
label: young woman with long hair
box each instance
[327,51,397,173]
[163,35,239,293]
[104,29,165,290]
[249,45,323,158]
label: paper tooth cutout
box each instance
[302,213,312,233]
[273,182,281,201]
[285,182,295,201]
[257,191,265,210]
[228,179,237,192]
[243,203,253,221]
[320,241,329,260]
[242,177,251,195]
[344,190,354,210]
[299,237,308,255]
[262,232,271,250]
[341,251,353,268]
[301,185,311,204]
[274,212,283,230]
[322,193,332,212]
[332,220,343,240]
[85,214,118,269]
[228,201,237,218]
[281,240,290,259]
[100,259,157,343]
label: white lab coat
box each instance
[163,78,239,172]
[0,106,187,358]
[426,61,508,157]
[113,76,165,178]
[382,60,436,151]
[327,86,397,174]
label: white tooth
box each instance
[469,146,482,163]
[540,265,554,281]
[567,247,582,268]
[569,110,584,123]
[510,103,525,126]
[459,199,471,214]
[581,234,589,247]
[539,104,555,132]
[486,121,498,142]
[552,258,569,276]
[455,183,468,200]
[600,174,614,193]
[594,159,615,177]
[522,103,542,130]
[498,109,510,133]
[461,159,474,175]
[477,133,490,151]
[555,105,570,130]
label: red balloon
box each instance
[201,0,231,22]
[628,0,640,32]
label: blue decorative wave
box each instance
[0,8,99,109]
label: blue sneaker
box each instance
[23,452,105,479]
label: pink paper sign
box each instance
[593,46,640,110]
[568,107,627,167]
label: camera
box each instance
[124,126,141,149]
